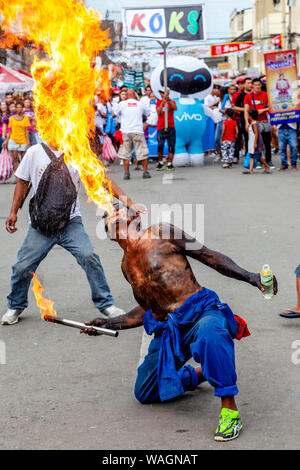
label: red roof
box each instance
[0,65,33,92]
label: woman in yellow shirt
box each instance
[3,101,30,175]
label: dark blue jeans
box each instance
[7,217,114,311]
[135,308,238,404]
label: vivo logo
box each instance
[176,112,203,122]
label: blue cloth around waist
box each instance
[143,287,238,401]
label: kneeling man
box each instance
[82,205,277,442]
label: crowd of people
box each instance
[0,91,39,182]
[93,83,177,179]
[204,76,300,172]
[92,75,300,178]
[1,75,299,184]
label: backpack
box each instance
[29,143,77,237]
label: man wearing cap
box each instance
[156,87,177,171]
[111,88,120,106]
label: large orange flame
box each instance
[96,69,112,102]
[0,0,114,212]
[31,273,57,321]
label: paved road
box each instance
[1,155,300,450]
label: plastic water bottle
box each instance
[260,264,274,300]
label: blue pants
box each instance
[135,308,238,404]
[7,216,114,311]
[215,121,223,151]
[278,127,298,167]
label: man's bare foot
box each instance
[195,366,207,384]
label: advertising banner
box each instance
[264,49,300,125]
[123,70,145,89]
[210,42,254,57]
[122,6,204,41]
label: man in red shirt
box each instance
[156,87,177,171]
[244,78,273,168]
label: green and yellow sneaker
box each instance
[214,408,243,442]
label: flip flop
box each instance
[279,310,300,318]
[242,171,252,174]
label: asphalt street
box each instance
[1,155,300,450]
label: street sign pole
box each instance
[157,40,171,131]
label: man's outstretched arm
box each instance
[80,305,146,336]
[169,225,278,294]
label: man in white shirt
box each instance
[140,85,152,108]
[2,141,146,325]
[114,89,151,180]
[204,85,220,109]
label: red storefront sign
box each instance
[271,35,283,48]
[211,42,254,57]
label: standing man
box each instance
[232,77,253,163]
[115,89,151,180]
[140,85,152,108]
[156,87,177,171]
[1,141,146,325]
[244,78,274,168]
[204,85,220,110]
[205,85,221,160]
[277,122,298,170]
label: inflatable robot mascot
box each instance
[151,56,216,166]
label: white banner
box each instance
[122,6,205,41]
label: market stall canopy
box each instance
[0,64,34,93]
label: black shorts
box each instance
[157,127,176,154]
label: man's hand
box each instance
[81,306,145,336]
[249,273,278,295]
[6,213,18,233]
[130,202,148,214]
[80,317,111,336]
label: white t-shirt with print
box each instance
[15,143,81,219]
[114,99,149,134]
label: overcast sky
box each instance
[85,0,252,41]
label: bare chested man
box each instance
[82,205,278,441]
